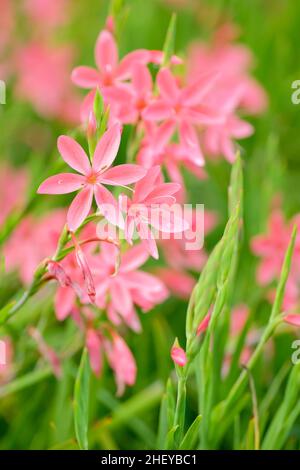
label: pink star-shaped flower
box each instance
[37,124,146,231]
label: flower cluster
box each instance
[2,13,267,394]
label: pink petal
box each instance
[134,166,161,202]
[154,120,176,152]
[71,66,100,88]
[58,136,91,175]
[94,184,124,228]
[145,182,181,202]
[197,312,211,335]
[150,206,188,233]
[95,30,118,72]
[92,123,121,172]
[86,329,102,376]
[157,67,179,102]
[110,279,133,317]
[171,346,187,367]
[181,72,219,106]
[55,286,76,321]
[138,221,159,259]
[116,49,150,79]
[142,101,173,121]
[132,63,152,95]
[284,314,300,327]
[121,244,149,272]
[67,186,93,232]
[37,173,85,194]
[101,164,146,186]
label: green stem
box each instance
[173,373,187,446]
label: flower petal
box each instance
[134,166,161,202]
[110,279,133,317]
[132,63,152,95]
[157,67,179,102]
[138,221,159,259]
[95,30,118,72]
[142,100,173,121]
[94,184,124,228]
[58,135,91,175]
[37,173,85,194]
[67,186,93,232]
[92,123,121,172]
[71,66,100,88]
[101,164,146,186]
[121,244,149,272]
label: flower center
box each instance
[86,173,98,185]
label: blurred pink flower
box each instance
[104,331,137,396]
[251,209,300,312]
[15,42,80,123]
[4,209,66,284]
[38,124,146,231]
[187,24,267,116]
[0,164,28,227]
[86,328,103,377]
[143,67,222,166]
[24,0,70,31]
[92,242,168,332]
[171,345,187,367]
[251,210,297,286]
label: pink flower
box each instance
[4,209,66,284]
[122,166,187,259]
[155,268,196,299]
[187,24,267,116]
[104,332,137,396]
[24,0,69,31]
[203,88,254,163]
[92,242,168,332]
[108,63,154,124]
[143,67,222,165]
[15,42,80,123]
[251,210,297,286]
[171,345,187,367]
[86,328,103,377]
[0,164,28,227]
[38,124,146,231]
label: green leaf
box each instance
[179,415,202,450]
[74,348,90,450]
[165,425,179,450]
[162,13,177,67]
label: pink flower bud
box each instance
[75,247,96,302]
[283,314,300,327]
[196,312,211,336]
[48,260,72,287]
[171,346,187,367]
